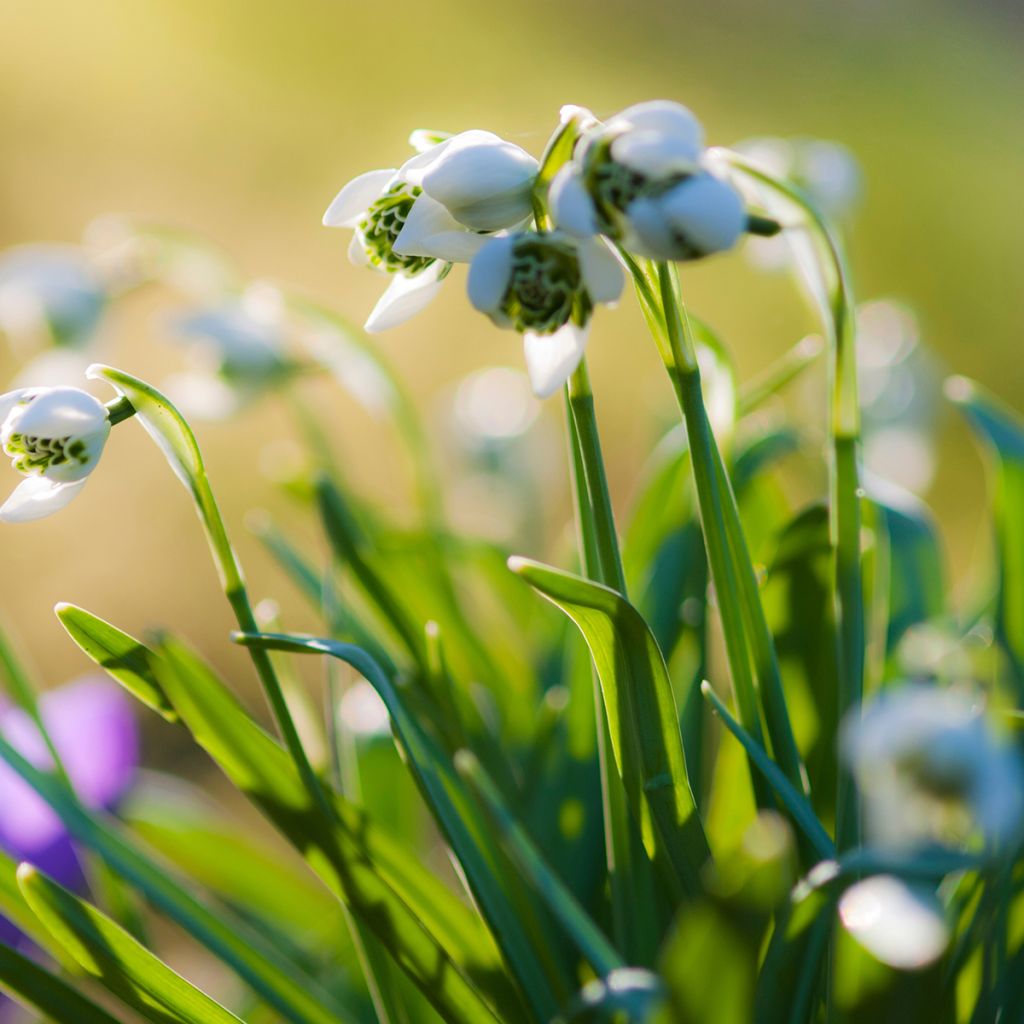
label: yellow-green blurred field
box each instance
[1,0,1022,711]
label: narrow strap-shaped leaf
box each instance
[947,376,1024,693]
[508,558,710,898]
[19,863,243,1024]
[0,726,346,1024]
[235,631,576,1021]
[701,682,835,862]
[0,941,122,1024]
[456,751,624,978]
[151,635,522,1024]
[57,603,177,722]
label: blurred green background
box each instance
[1,0,1022,704]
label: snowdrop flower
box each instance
[323,130,538,333]
[843,684,1024,851]
[167,284,293,419]
[0,677,138,946]
[0,386,111,522]
[0,245,106,353]
[549,101,747,262]
[733,136,861,221]
[467,231,624,398]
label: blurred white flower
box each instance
[166,284,291,419]
[0,386,111,522]
[338,680,391,738]
[843,684,1024,850]
[0,245,106,353]
[549,100,747,261]
[733,136,861,222]
[467,231,624,398]
[323,130,538,333]
[857,300,940,494]
[839,875,949,970]
[452,367,540,447]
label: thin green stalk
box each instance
[719,152,864,850]
[654,263,773,810]
[566,360,627,594]
[562,370,659,964]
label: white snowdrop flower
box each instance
[167,284,292,420]
[323,131,538,333]
[467,231,624,399]
[0,387,112,522]
[843,684,1024,851]
[549,100,747,262]
[0,245,106,352]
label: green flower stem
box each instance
[721,152,864,851]
[105,396,136,427]
[198,482,336,829]
[563,363,658,964]
[653,263,774,810]
[566,360,627,594]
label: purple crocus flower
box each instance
[0,676,138,948]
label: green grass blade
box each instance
[701,683,834,862]
[947,376,1024,693]
[0,727,346,1024]
[455,751,624,978]
[508,557,710,898]
[18,863,243,1024]
[56,603,178,721]
[151,634,522,1024]
[0,941,122,1024]
[234,630,574,1022]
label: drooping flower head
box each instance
[843,684,1024,851]
[467,231,623,397]
[0,245,106,353]
[323,130,539,333]
[550,101,747,262]
[0,386,111,522]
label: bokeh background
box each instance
[1,0,1022,710]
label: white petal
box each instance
[400,130,501,185]
[162,371,241,421]
[0,389,37,430]
[408,129,452,154]
[348,232,370,266]
[624,196,681,261]
[661,173,746,255]
[523,322,590,399]
[578,239,624,304]
[322,169,395,228]
[364,263,445,334]
[15,386,109,439]
[467,237,515,316]
[549,166,598,237]
[0,476,87,522]
[393,194,469,257]
[607,100,704,150]
[610,131,701,177]
[839,876,949,970]
[418,132,538,231]
[12,350,94,390]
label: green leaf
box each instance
[762,505,840,826]
[0,941,122,1024]
[455,750,623,978]
[509,557,710,899]
[151,635,523,1024]
[701,682,835,862]
[947,376,1024,692]
[19,863,244,1024]
[234,631,574,1022]
[0,722,346,1024]
[56,602,178,721]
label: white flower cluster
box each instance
[323,101,754,398]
